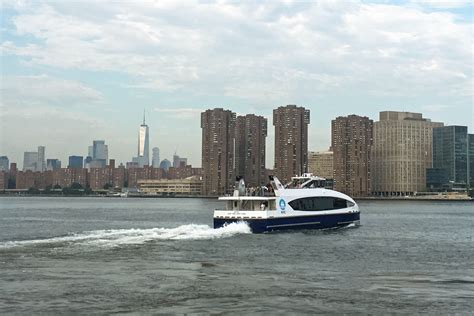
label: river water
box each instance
[0,197,472,314]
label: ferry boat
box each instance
[213,174,360,233]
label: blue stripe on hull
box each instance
[214,212,360,233]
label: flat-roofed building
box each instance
[201,108,236,195]
[332,115,373,197]
[0,156,9,171]
[372,111,443,196]
[235,114,267,188]
[308,150,333,179]
[138,177,203,196]
[469,134,474,188]
[273,105,310,184]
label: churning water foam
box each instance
[0,222,252,249]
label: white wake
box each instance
[0,222,251,249]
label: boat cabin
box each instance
[219,197,277,211]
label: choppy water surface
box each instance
[0,197,473,314]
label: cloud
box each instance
[421,104,454,112]
[410,0,473,9]
[153,107,203,119]
[1,0,471,101]
[0,75,103,107]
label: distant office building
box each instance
[235,114,268,187]
[0,156,9,171]
[23,152,38,171]
[273,105,310,184]
[308,151,333,179]
[84,156,92,169]
[152,147,160,168]
[68,156,83,169]
[372,111,443,196]
[126,161,139,169]
[89,159,106,168]
[201,108,236,195]
[37,146,46,172]
[137,112,150,167]
[426,168,449,191]
[92,140,108,160]
[430,126,469,191]
[87,140,108,168]
[172,153,188,169]
[46,159,61,171]
[159,159,172,171]
[469,134,474,187]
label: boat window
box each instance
[288,197,348,211]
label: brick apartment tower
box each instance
[273,105,310,184]
[331,115,373,197]
[201,108,236,195]
[235,114,268,188]
[372,111,443,196]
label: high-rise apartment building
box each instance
[469,134,474,187]
[429,126,469,190]
[201,108,236,195]
[372,111,443,196]
[235,114,267,187]
[23,152,38,171]
[331,115,373,197]
[0,156,9,171]
[137,112,150,167]
[308,151,333,179]
[68,156,83,169]
[152,147,160,168]
[273,105,310,184]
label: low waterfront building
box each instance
[137,177,203,196]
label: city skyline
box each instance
[1,1,472,167]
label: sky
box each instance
[1,0,473,168]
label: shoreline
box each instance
[0,194,471,201]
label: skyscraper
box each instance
[201,108,236,195]
[68,156,83,169]
[137,112,150,167]
[89,140,108,168]
[332,115,373,197]
[152,147,160,168]
[431,126,468,190]
[173,153,188,169]
[23,152,38,171]
[273,105,310,184]
[92,140,108,161]
[46,159,61,171]
[235,114,267,187]
[0,156,9,171]
[372,111,443,196]
[37,146,46,172]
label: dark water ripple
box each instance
[0,197,473,314]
